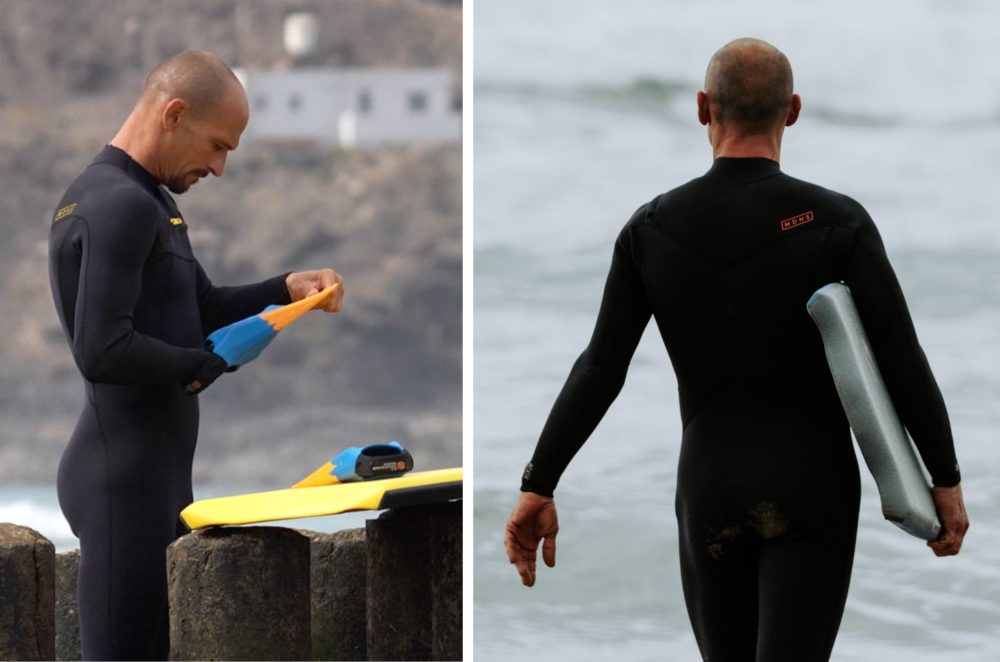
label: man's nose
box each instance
[208,152,227,177]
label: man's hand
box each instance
[286,269,345,312]
[927,484,969,557]
[505,492,559,587]
[184,351,229,395]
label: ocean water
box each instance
[474,1,1000,660]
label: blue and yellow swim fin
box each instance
[204,283,339,369]
[293,442,414,488]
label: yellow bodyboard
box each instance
[180,467,462,530]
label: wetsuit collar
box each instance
[93,145,162,194]
[706,157,781,182]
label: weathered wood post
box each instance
[167,526,311,660]
[301,528,367,661]
[366,500,462,661]
[55,549,81,661]
[0,523,55,661]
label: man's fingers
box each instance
[318,268,339,289]
[541,533,557,568]
[319,275,344,312]
[323,286,345,312]
[929,541,959,557]
[506,538,537,586]
[505,514,543,587]
[517,562,535,587]
[928,484,969,558]
[503,522,526,564]
[927,529,963,556]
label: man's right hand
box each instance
[927,483,969,557]
[504,491,559,587]
[184,351,228,395]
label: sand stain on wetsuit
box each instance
[49,146,289,660]
[522,158,959,661]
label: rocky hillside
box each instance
[0,0,462,484]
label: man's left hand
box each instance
[927,483,969,557]
[286,269,345,312]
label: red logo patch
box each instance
[779,211,814,231]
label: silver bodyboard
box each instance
[807,282,941,540]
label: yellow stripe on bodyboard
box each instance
[180,467,462,529]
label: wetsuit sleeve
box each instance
[70,192,217,385]
[195,264,293,335]
[843,211,961,487]
[521,220,653,497]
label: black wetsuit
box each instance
[521,158,960,661]
[48,145,291,660]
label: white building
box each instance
[236,68,461,147]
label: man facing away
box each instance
[505,38,969,661]
[48,51,346,660]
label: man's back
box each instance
[631,157,858,432]
[628,157,956,485]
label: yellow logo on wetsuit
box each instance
[53,203,77,222]
[169,217,184,226]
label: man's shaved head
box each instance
[704,38,793,135]
[114,51,249,194]
[141,50,244,117]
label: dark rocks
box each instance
[55,550,81,661]
[300,528,368,661]
[0,523,55,661]
[167,527,311,661]
[366,501,462,661]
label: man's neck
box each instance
[109,113,163,183]
[710,131,783,162]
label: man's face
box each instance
[162,85,248,194]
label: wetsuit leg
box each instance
[755,501,858,661]
[75,515,176,660]
[678,516,759,661]
[58,384,195,660]
[679,514,858,662]
[675,409,861,662]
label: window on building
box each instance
[254,94,268,111]
[357,90,372,115]
[407,90,428,113]
[289,93,303,111]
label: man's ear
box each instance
[697,91,711,126]
[785,94,801,127]
[161,98,189,132]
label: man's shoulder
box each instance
[56,162,162,225]
[778,172,872,223]
[641,170,873,228]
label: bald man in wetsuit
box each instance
[49,51,345,660]
[504,38,969,661]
